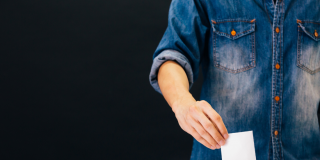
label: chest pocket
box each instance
[211,18,256,74]
[297,19,320,74]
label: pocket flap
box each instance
[211,18,256,40]
[297,19,320,41]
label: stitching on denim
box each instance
[264,0,272,25]
[278,5,284,158]
[213,28,217,66]
[213,19,255,23]
[280,6,285,158]
[214,64,255,73]
[298,20,320,25]
[271,29,275,160]
[297,22,320,40]
[250,23,254,66]
[271,2,281,157]
[252,23,256,67]
[301,29,319,40]
[297,26,300,69]
[212,33,255,73]
[276,3,282,158]
[297,22,320,74]
[215,28,254,39]
[271,22,275,160]
[298,64,320,74]
[211,20,256,74]
[297,20,320,41]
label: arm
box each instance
[158,60,229,150]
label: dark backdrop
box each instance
[1,1,203,159]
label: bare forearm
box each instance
[157,60,228,150]
[158,60,196,111]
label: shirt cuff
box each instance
[149,49,194,95]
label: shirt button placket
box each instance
[272,0,284,159]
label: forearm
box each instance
[158,60,196,111]
[157,60,228,149]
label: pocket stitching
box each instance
[297,22,320,74]
[213,19,255,23]
[297,22,320,42]
[212,20,256,74]
[215,28,254,40]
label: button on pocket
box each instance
[296,19,320,74]
[211,18,256,73]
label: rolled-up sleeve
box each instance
[148,0,210,95]
[149,49,194,94]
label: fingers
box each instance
[175,100,228,150]
[186,114,220,148]
[200,100,229,139]
[177,117,216,150]
[189,106,225,148]
[197,114,226,147]
[187,125,216,150]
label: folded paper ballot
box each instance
[221,131,256,160]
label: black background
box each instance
[2,1,319,160]
[1,0,203,159]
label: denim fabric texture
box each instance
[149,0,320,159]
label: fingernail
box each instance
[211,146,215,150]
[216,144,221,149]
[224,134,229,139]
[220,140,225,146]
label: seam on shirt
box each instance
[298,20,320,24]
[296,22,320,74]
[263,0,272,25]
[212,21,256,73]
[214,29,254,38]
[212,19,256,23]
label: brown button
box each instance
[231,29,236,36]
[275,27,280,33]
[275,63,280,70]
[315,30,318,37]
[274,96,280,102]
[274,130,279,136]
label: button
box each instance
[315,30,318,37]
[274,130,279,136]
[275,96,280,102]
[231,29,236,36]
[275,63,280,70]
[275,27,280,33]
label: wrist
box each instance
[171,91,196,113]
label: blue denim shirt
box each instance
[149,0,320,159]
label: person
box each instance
[149,0,320,159]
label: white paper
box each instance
[221,131,256,160]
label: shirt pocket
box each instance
[297,19,320,74]
[211,18,256,73]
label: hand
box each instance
[172,94,229,150]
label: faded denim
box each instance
[149,0,320,159]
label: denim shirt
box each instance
[149,0,320,159]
